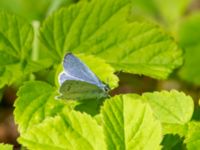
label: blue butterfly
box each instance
[58,53,109,100]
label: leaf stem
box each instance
[32,21,40,61]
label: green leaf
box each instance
[162,123,188,137]
[14,81,65,133]
[0,11,33,88]
[178,12,200,85]
[0,143,13,150]
[142,90,194,124]
[184,121,200,150]
[161,134,185,150]
[40,0,182,79]
[179,45,200,85]
[101,94,162,150]
[19,107,106,150]
[0,0,75,21]
[179,12,200,47]
[25,59,53,73]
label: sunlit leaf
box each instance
[0,12,33,88]
[14,81,65,133]
[185,121,200,150]
[0,143,13,150]
[142,90,194,124]
[101,94,162,150]
[19,107,106,150]
[40,0,182,79]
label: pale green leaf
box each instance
[101,94,162,150]
[40,0,182,79]
[162,123,188,137]
[0,11,33,88]
[184,121,200,150]
[0,143,13,150]
[14,81,66,133]
[19,107,106,150]
[142,90,194,124]
[178,12,200,85]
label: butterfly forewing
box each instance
[62,54,104,88]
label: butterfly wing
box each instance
[58,80,108,101]
[59,71,81,85]
[62,53,105,89]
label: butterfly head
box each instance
[100,83,110,93]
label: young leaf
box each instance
[101,94,162,150]
[14,81,65,133]
[0,143,13,150]
[18,107,106,150]
[0,11,33,88]
[184,121,200,150]
[40,0,182,79]
[142,90,194,124]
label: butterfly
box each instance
[58,53,110,101]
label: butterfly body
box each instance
[58,53,109,101]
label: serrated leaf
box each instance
[178,12,200,85]
[0,11,33,88]
[0,143,13,150]
[142,90,194,124]
[19,107,106,150]
[184,121,200,150]
[101,94,162,150]
[14,81,66,133]
[40,0,182,79]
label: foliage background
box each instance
[0,0,200,149]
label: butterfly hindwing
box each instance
[59,80,107,101]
